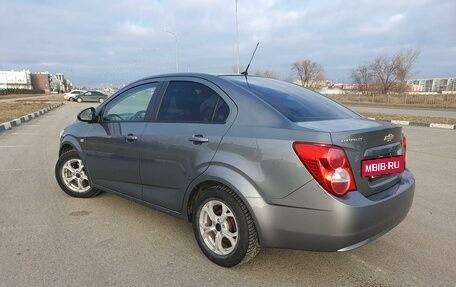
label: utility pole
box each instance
[235,0,240,74]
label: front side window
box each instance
[157,81,229,123]
[103,83,158,122]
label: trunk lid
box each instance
[297,118,404,197]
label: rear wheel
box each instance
[192,186,260,267]
[55,151,101,198]
[77,98,82,103]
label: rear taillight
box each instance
[293,143,357,197]
[402,135,407,169]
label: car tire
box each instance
[192,185,260,267]
[99,98,104,103]
[77,98,82,103]
[55,150,101,198]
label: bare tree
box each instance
[394,48,420,93]
[368,48,420,94]
[253,69,278,79]
[369,55,399,94]
[351,64,373,95]
[291,60,325,88]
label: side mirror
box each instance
[77,107,97,123]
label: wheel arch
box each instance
[59,136,83,157]
[184,165,264,244]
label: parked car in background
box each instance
[73,90,107,103]
[64,90,86,101]
[55,73,415,267]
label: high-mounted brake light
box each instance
[293,143,357,197]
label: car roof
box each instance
[130,72,258,83]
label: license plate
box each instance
[361,155,404,177]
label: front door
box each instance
[83,83,160,199]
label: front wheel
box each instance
[98,98,104,103]
[77,98,82,103]
[55,150,101,198]
[192,186,260,267]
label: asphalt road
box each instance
[0,102,455,287]
[348,105,456,119]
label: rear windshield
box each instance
[222,76,359,122]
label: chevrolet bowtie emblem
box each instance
[384,133,394,142]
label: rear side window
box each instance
[224,76,359,122]
[157,81,229,123]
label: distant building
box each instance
[52,73,67,93]
[407,77,456,93]
[293,79,327,89]
[1,70,74,94]
[333,83,359,91]
[30,72,51,93]
[0,70,33,90]
[65,79,73,91]
[318,87,345,95]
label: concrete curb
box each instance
[0,103,64,133]
[368,117,456,130]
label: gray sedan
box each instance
[73,90,107,103]
[55,73,414,267]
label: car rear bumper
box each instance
[247,170,415,251]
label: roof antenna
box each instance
[241,42,259,76]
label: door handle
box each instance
[126,134,138,142]
[188,135,209,144]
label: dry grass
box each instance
[13,95,65,103]
[328,93,456,108]
[0,102,63,123]
[0,94,65,123]
[1,93,47,100]
[360,112,456,125]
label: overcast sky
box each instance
[1,0,455,87]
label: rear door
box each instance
[139,78,235,211]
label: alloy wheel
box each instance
[198,200,239,255]
[60,158,90,193]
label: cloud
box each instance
[358,13,406,37]
[118,22,152,37]
[0,0,455,87]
